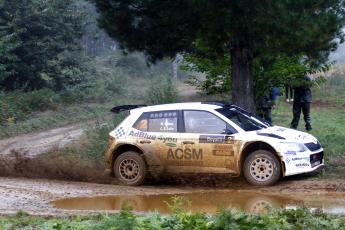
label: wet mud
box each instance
[0,177,344,216]
[53,191,345,214]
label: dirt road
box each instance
[0,177,344,216]
[0,124,85,158]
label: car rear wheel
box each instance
[114,151,147,186]
[243,150,281,186]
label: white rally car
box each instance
[105,102,324,186]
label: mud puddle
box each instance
[52,190,345,214]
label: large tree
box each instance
[94,0,345,111]
[0,0,85,91]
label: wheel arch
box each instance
[110,144,145,175]
[240,141,284,176]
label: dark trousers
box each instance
[285,86,293,99]
[258,108,272,124]
[290,102,311,130]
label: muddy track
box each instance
[0,177,344,216]
[0,124,86,158]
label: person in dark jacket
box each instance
[256,89,276,124]
[290,75,313,131]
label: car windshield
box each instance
[216,106,271,131]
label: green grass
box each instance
[312,75,345,105]
[273,101,345,160]
[0,103,111,139]
[0,207,344,230]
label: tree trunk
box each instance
[231,42,255,112]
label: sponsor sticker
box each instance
[285,151,296,156]
[167,148,203,160]
[295,163,310,167]
[157,135,177,147]
[114,127,126,138]
[292,157,310,161]
[212,149,234,156]
[199,135,234,144]
[128,130,156,140]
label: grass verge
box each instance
[0,207,344,230]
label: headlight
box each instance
[280,142,307,153]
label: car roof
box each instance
[130,102,224,114]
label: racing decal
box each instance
[295,163,310,167]
[128,130,156,140]
[292,157,309,161]
[159,119,175,131]
[212,149,234,156]
[199,135,234,144]
[167,148,203,160]
[212,144,235,156]
[157,135,177,147]
[285,151,296,156]
[114,127,126,138]
[148,111,178,132]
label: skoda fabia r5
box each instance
[105,102,324,186]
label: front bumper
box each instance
[283,150,324,176]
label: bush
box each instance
[0,89,56,125]
[146,75,177,105]
[79,114,127,160]
[1,207,343,229]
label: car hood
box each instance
[254,126,318,144]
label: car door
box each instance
[179,110,238,174]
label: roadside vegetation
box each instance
[0,204,344,230]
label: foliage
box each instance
[0,0,85,91]
[93,0,345,111]
[183,52,330,103]
[146,76,177,105]
[0,207,344,229]
[81,114,127,160]
[253,56,329,100]
[182,39,231,95]
[0,89,56,126]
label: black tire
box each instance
[243,150,281,186]
[114,151,147,186]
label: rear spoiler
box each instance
[110,104,147,113]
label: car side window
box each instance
[148,111,178,132]
[184,110,227,134]
[133,111,178,132]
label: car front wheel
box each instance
[243,150,281,186]
[114,151,147,186]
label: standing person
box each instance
[285,84,294,102]
[271,86,280,109]
[256,89,275,124]
[290,75,313,131]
